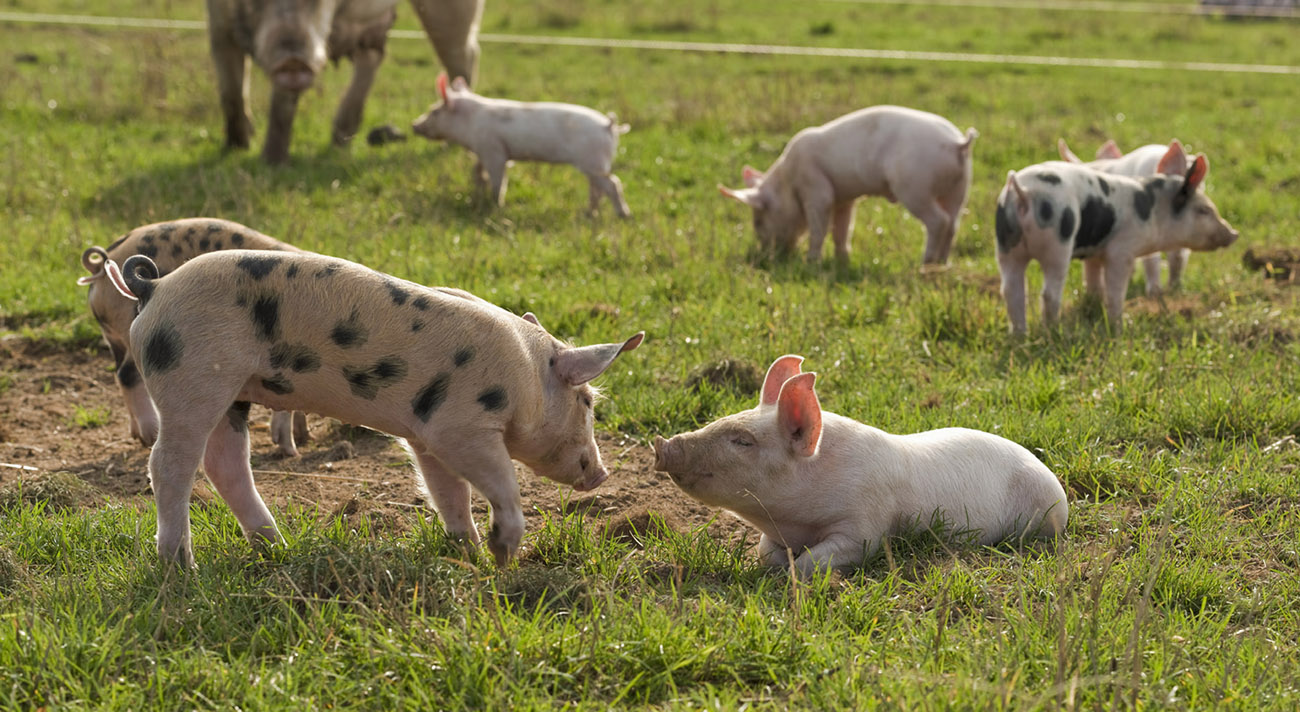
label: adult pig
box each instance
[995,157,1238,334]
[119,250,642,567]
[1059,138,1193,295]
[79,219,309,456]
[719,106,977,264]
[653,356,1067,577]
[207,0,484,163]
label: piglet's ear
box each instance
[437,72,448,100]
[777,372,822,458]
[1057,139,1082,163]
[1184,154,1208,192]
[718,184,764,209]
[760,354,804,407]
[742,165,764,188]
[1095,139,1123,160]
[450,76,469,92]
[1155,139,1188,176]
[552,332,645,386]
[522,312,542,327]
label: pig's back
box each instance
[107,218,298,277]
[796,106,968,195]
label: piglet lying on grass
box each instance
[412,73,631,216]
[79,218,309,456]
[653,356,1067,577]
[116,250,643,568]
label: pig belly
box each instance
[238,375,420,442]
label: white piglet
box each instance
[412,73,631,216]
[653,356,1068,577]
[119,250,643,568]
[1058,138,1194,295]
[719,105,977,264]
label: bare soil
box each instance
[0,338,751,550]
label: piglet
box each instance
[79,219,309,456]
[1059,138,1193,295]
[653,356,1067,577]
[995,157,1238,334]
[412,73,631,216]
[118,250,642,568]
[719,105,977,264]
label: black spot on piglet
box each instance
[251,296,281,342]
[237,254,282,280]
[454,346,475,367]
[227,401,252,434]
[1133,185,1157,221]
[1073,197,1117,252]
[331,312,368,348]
[1038,173,1062,185]
[1058,206,1076,242]
[261,374,294,395]
[141,325,182,376]
[412,373,452,422]
[270,343,322,373]
[343,357,409,400]
[117,359,142,388]
[477,386,507,412]
[385,279,411,306]
[1037,200,1053,225]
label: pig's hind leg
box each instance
[1166,248,1190,292]
[830,201,856,262]
[203,402,281,548]
[901,194,956,266]
[149,402,232,566]
[269,410,300,457]
[586,172,631,218]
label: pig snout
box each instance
[573,464,609,492]
[1220,226,1240,249]
[652,436,675,473]
[271,58,316,91]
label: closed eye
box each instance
[730,436,754,447]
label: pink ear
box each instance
[777,373,822,457]
[1185,154,1208,192]
[759,355,804,406]
[551,332,644,386]
[522,312,542,327]
[742,165,764,188]
[1095,140,1123,160]
[718,184,755,207]
[1156,140,1188,176]
[437,72,448,100]
[1057,139,1082,163]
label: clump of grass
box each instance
[69,404,111,429]
[0,471,96,512]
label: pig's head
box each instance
[719,167,806,254]
[411,73,472,142]
[252,0,337,92]
[514,319,644,492]
[1149,154,1239,251]
[654,356,822,512]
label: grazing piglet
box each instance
[412,73,632,216]
[995,157,1238,334]
[118,250,643,567]
[719,106,977,264]
[79,219,309,456]
[653,356,1067,577]
[1058,138,1193,295]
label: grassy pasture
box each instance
[3,0,1300,708]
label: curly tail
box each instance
[957,127,979,158]
[607,112,631,136]
[77,246,110,286]
[122,255,161,306]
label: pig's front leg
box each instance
[1166,248,1190,292]
[203,402,281,547]
[262,88,302,165]
[791,533,867,579]
[1101,257,1135,333]
[412,450,480,547]
[1140,254,1164,297]
[471,160,489,191]
[269,410,300,457]
[1083,258,1105,296]
[475,145,510,207]
[799,182,835,263]
[428,433,523,565]
[210,34,253,150]
[830,201,856,263]
[332,47,386,148]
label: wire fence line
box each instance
[823,0,1299,20]
[1,10,1297,76]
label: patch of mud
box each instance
[0,338,751,552]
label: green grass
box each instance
[4,0,1300,708]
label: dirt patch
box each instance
[0,338,751,551]
[1243,247,1300,283]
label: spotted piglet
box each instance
[79,219,310,456]
[995,157,1238,334]
[719,105,977,264]
[1058,138,1194,295]
[412,73,632,216]
[119,250,643,567]
[653,356,1067,578]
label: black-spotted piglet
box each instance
[79,218,309,456]
[120,250,643,568]
[995,156,1238,334]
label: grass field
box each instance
[3,0,1300,708]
